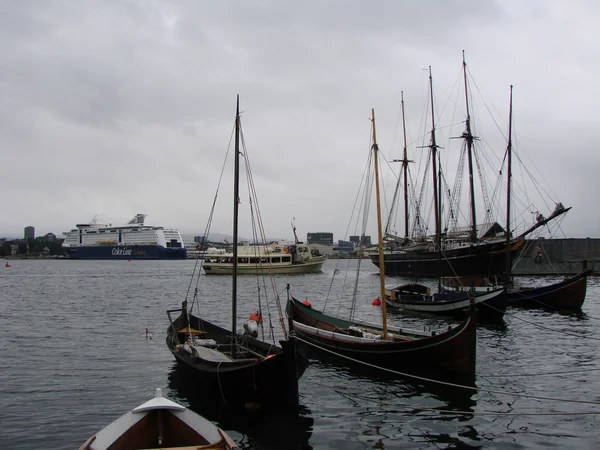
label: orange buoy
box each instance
[372,298,382,306]
[5,262,10,268]
[249,311,263,323]
[302,299,312,307]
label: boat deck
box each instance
[192,345,235,363]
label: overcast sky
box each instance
[2,0,598,242]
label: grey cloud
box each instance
[0,0,597,240]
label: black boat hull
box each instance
[507,269,591,309]
[372,239,523,278]
[442,269,591,311]
[167,306,308,411]
[287,297,476,384]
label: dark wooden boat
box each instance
[287,295,476,383]
[167,301,307,409]
[372,238,525,278]
[287,109,477,384]
[165,97,307,411]
[78,388,238,450]
[506,269,591,309]
[443,268,592,310]
[384,283,506,322]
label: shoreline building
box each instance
[307,232,333,246]
[24,226,35,240]
[350,235,372,247]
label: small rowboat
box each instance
[78,388,238,450]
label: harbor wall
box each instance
[512,238,600,275]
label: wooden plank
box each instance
[178,327,207,336]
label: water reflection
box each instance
[167,363,314,449]
[305,357,477,414]
[301,358,485,449]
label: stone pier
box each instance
[512,238,599,276]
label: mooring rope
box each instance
[291,334,600,406]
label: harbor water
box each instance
[0,259,599,449]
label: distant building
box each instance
[194,236,206,244]
[335,240,354,249]
[333,240,354,255]
[24,226,35,240]
[307,232,333,246]
[44,233,56,242]
[350,235,371,247]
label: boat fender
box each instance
[243,320,259,338]
[372,298,382,306]
[302,299,312,307]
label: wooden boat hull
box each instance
[166,305,308,410]
[79,388,237,450]
[203,257,326,275]
[506,269,591,309]
[385,286,507,323]
[372,239,524,278]
[286,297,476,383]
[442,269,591,310]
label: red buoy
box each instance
[249,311,263,323]
[372,298,382,306]
[302,299,312,307]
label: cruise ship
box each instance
[62,214,187,260]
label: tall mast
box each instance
[231,95,240,354]
[372,109,388,339]
[504,86,514,286]
[401,92,410,240]
[428,67,441,251]
[462,50,478,242]
[384,93,413,241]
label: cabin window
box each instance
[282,256,291,263]
[271,257,281,263]
[250,257,260,264]
[166,239,181,248]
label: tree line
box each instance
[0,238,65,257]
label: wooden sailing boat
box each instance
[78,388,238,450]
[383,67,506,323]
[442,86,591,310]
[371,53,570,278]
[166,97,308,410]
[286,108,477,383]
